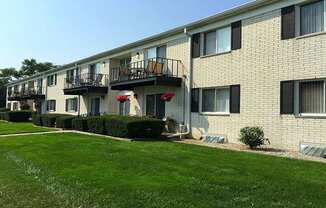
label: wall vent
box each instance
[300,142,326,158]
[202,135,226,144]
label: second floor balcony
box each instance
[7,87,45,101]
[63,73,109,95]
[109,58,183,90]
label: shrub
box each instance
[239,127,265,149]
[32,114,42,126]
[4,111,32,122]
[0,112,6,120]
[104,115,165,139]
[87,116,106,134]
[72,117,89,132]
[56,115,77,129]
[0,108,10,112]
[40,114,67,127]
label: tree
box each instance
[0,68,20,86]
[19,59,57,77]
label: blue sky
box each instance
[0,0,251,68]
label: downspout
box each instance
[170,28,192,139]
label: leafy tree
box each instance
[19,59,57,77]
[0,68,21,86]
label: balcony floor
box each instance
[63,86,108,95]
[110,76,182,90]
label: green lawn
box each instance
[0,121,55,135]
[0,133,325,208]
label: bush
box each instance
[104,115,165,139]
[72,117,89,132]
[0,112,6,120]
[4,111,32,122]
[0,108,10,112]
[32,114,42,126]
[40,114,67,127]
[56,116,77,129]
[239,127,265,149]
[87,116,106,134]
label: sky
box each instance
[0,0,252,69]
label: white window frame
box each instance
[199,87,230,115]
[47,100,56,112]
[297,0,326,37]
[47,74,57,87]
[203,25,232,56]
[295,79,326,117]
[66,98,77,112]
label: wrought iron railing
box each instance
[64,73,108,89]
[109,57,183,83]
[8,87,45,99]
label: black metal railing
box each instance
[109,57,183,83]
[8,87,45,99]
[64,73,108,89]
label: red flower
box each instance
[116,95,129,102]
[160,92,176,102]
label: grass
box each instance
[0,121,55,135]
[0,133,325,207]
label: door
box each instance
[90,97,100,116]
[146,94,165,119]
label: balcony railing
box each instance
[64,73,108,89]
[8,87,45,100]
[109,58,183,83]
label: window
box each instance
[119,57,131,66]
[7,103,11,110]
[146,94,165,119]
[299,81,325,114]
[300,0,325,36]
[204,31,216,55]
[145,45,166,60]
[66,69,75,82]
[47,74,57,86]
[65,98,78,112]
[119,100,130,116]
[13,103,18,111]
[217,27,231,53]
[204,26,231,55]
[47,100,56,112]
[201,88,230,113]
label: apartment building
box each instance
[7,0,326,150]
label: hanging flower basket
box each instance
[160,92,176,102]
[116,95,129,103]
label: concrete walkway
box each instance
[0,130,132,142]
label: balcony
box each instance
[63,73,109,95]
[7,87,45,101]
[109,58,183,90]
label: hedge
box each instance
[0,112,6,120]
[56,115,77,129]
[72,117,89,132]
[2,111,33,122]
[87,116,106,135]
[0,108,10,112]
[104,115,164,138]
[38,114,68,127]
[32,114,42,126]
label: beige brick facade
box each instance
[191,7,326,150]
[6,0,326,150]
